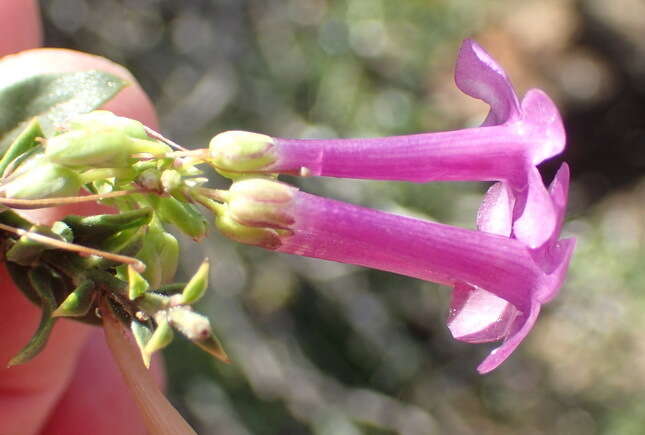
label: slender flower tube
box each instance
[216,173,575,373]
[209,39,565,249]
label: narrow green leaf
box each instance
[0,71,127,151]
[131,320,153,368]
[8,267,57,366]
[52,280,95,318]
[0,118,42,175]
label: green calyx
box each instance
[1,160,82,200]
[209,130,277,173]
[227,178,296,229]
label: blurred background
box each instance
[40,0,645,434]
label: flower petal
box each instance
[519,89,567,165]
[476,298,541,374]
[476,181,514,236]
[455,39,521,126]
[448,282,519,343]
[511,166,557,249]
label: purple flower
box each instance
[209,39,566,249]
[219,172,575,373]
[212,39,575,373]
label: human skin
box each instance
[0,1,163,434]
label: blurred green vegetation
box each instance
[41,0,645,434]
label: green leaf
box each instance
[0,71,127,152]
[8,267,57,366]
[0,117,42,175]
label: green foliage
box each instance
[0,71,126,150]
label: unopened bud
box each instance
[53,280,95,317]
[45,128,133,167]
[227,178,296,229]
[160,169,182,194]
[136,227,180,288]
[180,259,209,305]
[209,130,276,172]
[155,196,208,241]
[67,110,148,139]
[1,161,81,200]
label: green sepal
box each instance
[52,280,95,318]
[8,267,57,366]
[131,320,154,368]
[142,317,174,363]
[180,258,209,305]
[168,308,229,363]
[0,117,42,176]
[215,212,283,250]
[6,224,66,266]
[128,264,150,300]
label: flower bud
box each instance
[53,280,95,317]
[155,196,208,241]
[180,259,209,305]
[227,178,296,229]
[136,227,179,288]
[215,211,283,249]
[45,128,133,167]
[67,110,148,139]
[1,161,81,200]
[160,169,182,194]
[209,130,277,172]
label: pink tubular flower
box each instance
[218,172,575,373]
[212,39,575,373]
[210,39,565,249]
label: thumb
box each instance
[0,48,159,435]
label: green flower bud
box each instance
[136,227,179,288]
[46,126,170,168]
[155,196,208,241]
[52,280,95,317]
[45,128,133,167]
[209,130,276,172]
[215,211,283,250]
[160,169,182,194]
[180,259,209,305]
[67,110,148,139]
[128,264,150,300]
[142,317,174,362]
[1,160,81,200]
[228,178,296,229]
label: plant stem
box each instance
[101,297,197,435]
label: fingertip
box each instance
[0,0,42,56]
[41,328,166,435]
[0,48,158,129]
